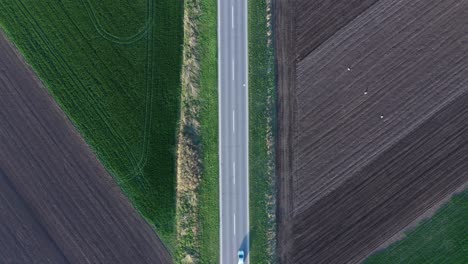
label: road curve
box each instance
[218,0,249,262]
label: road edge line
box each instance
[217,0,223,262]
[245,0,250,261]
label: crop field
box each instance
[0,0,183,246]
[276,0,468,263]
[0,33,171,263]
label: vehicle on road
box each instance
[238,250,245,264]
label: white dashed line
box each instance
[232,110,235,133]
[231,6,234,28]
[233,162,236,185]
[233,214,236,235]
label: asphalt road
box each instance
[218,0,249,262]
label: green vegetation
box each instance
[365,191,468,264]
[196,0,219,262]
[249,0,277,263]
[175,0,218,262]
[0,0,183,248]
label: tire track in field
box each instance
[79,0,152,45]
[45,0,164,180]
[79,0,159,174]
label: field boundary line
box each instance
[79,0,152,45]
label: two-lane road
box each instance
[218,0,249,263]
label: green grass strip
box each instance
[248,0,277,263]
[197,0,220,262]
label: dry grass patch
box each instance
[176,0,203,262]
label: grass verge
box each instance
[197,0,219,262]
[0,0,183,249]
[248,0,277,263]
[364,190,468,263]
[175,0,218,263]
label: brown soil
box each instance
[275,0,296,262]
[275,0,468,263]
[0,32,172,263]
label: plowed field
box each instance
[276,0,468,263]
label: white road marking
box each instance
[232,110,235,133]
[217,0,222,259]
[244,0,250,259]
[233,162,236,185]
[232,6,234,28]
[233,214,236,235]
[232,59,235,80]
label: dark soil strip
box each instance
[274,0,296,263]
[0,169,69,263]
[295,0,379,61]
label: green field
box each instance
[0,0,183,248]
[197,0,219,262]
[365,191,468,264]
[249,0,277,263]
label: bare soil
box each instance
[275,0,468,263]
[0,32,172,263]
[295,0,379,60]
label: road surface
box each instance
[218,0,249,263]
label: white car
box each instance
[238,250,245,264]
